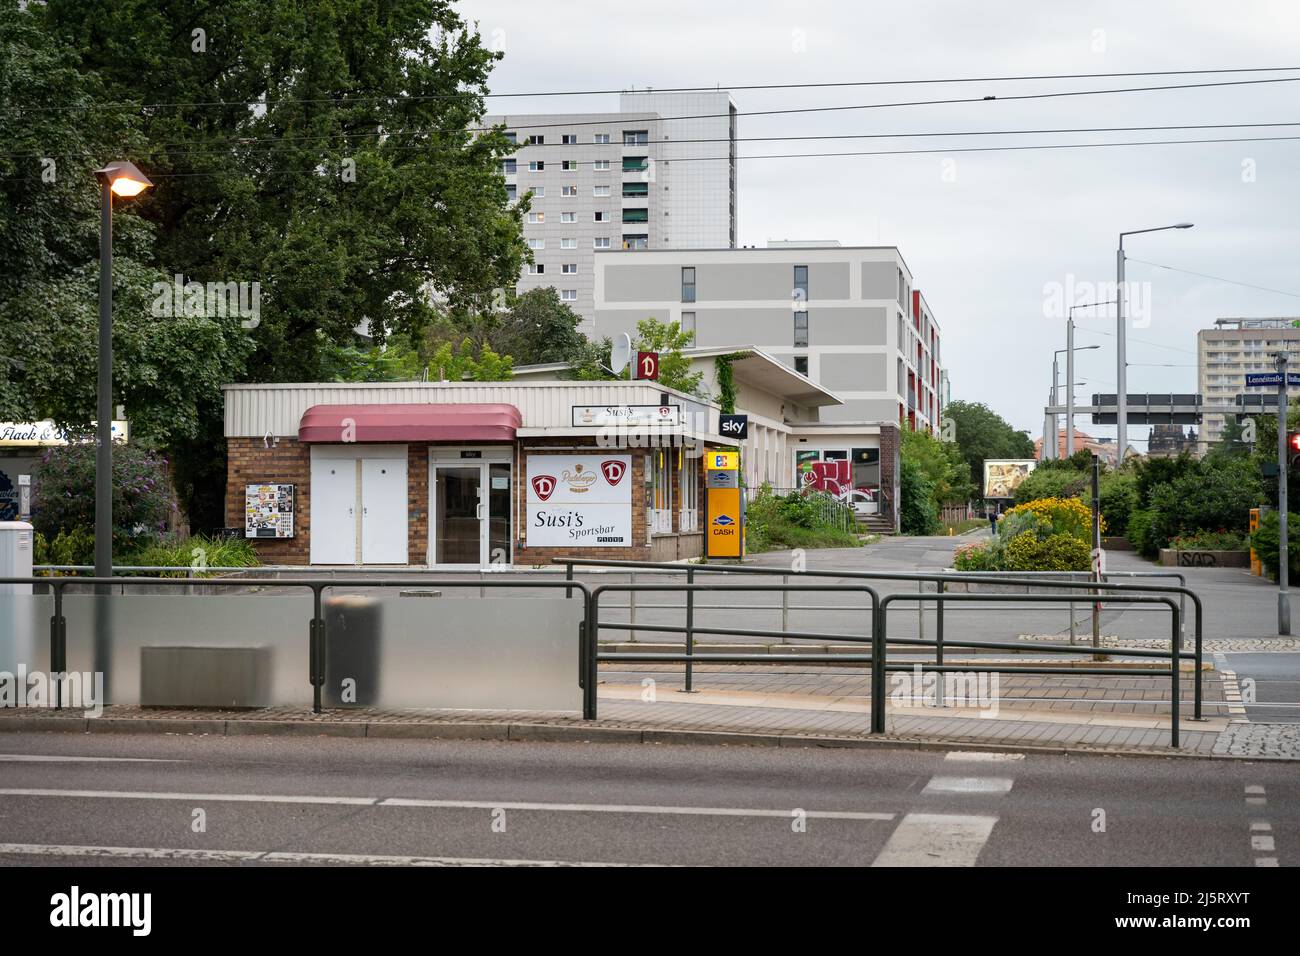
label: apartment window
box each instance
[527,212,544,224]
[681,267,696,303]
[561,212,576,223]
[561,289,577,302]
[593,159,611,171]
[680,311,696,335]
[504,132,517,144]
[622,234,648,250]
[623,130,649,145]
[505,184,517,201]
[623,156,648,172]
[501,159,516,174]
[529,186,544,198]
[623,208,649,223]
[793,265,809,311]
[527,238,545,251]
[622,181,649,198]
[529,161,544,172]
[560,237,577,250]
[594,133,610,144]
[794,311,808,347]
[527,134,544,146]
[594,237,611,249]
[594,211,610,222]
[561,160,577,171]
[679,451,699,532]
[561,185,577,197]
[527,263,544,275]
[561,134,577,145]
[794,356,809,375]
[593,185,611,197]
[561,263,577,274]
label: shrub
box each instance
[32,528,96,568]
[125,534,261,575]
[1012,466,1089,505]
[1167,530,1247,551]
[31,441,175,549]
[1099,471,1138,537]
[1000,496,1097,541]
[1250,511,1300,584]
[741,485,861,554]
[953,541,996,571]
[1126,508,1158,558]
[899,458,940,535]
[1002,531,1091,572]
[1145,456,1261,547]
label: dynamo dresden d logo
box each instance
[600,460,627,485]
[531,475,557,501]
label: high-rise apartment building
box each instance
[1197,317,1300,452]
[486,91,737,320]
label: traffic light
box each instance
[1289,432,1300,470]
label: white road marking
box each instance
[870,813,998,867]
[0,754,181,763]
[943,752,1024,762]
[922,776,1014,795]
[1250,821,1272,832]
[0,788,894,821]
[1245,785,1265,794]
[0,842,657,868]
[1251,835,1275,852]
[1254,857,1278,867]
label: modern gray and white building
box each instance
[591,244,945,432]
[487,91,737,320]
[1197,316,1300,453]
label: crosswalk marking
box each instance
[922,776,1014,795]
[870,813,998,867]
[943,752,1024,762]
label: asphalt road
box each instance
[0,732,1291,867]
[1228,653,1300,723]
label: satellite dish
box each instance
[610,332,632,374]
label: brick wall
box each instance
[225,437,311,564]
[879,423,900,532]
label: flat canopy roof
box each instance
[299,403,521,443]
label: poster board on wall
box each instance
[245,483,294,538]
[983,459,1036,499]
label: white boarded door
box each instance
[310,455,357,564]
[361,458,408,564]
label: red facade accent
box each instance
[298,403,522,443]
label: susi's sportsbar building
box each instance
[222,348,898,567]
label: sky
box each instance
[456,0,1300,445]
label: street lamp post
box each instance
[92,162,152,582]
[1066,301,1115,457]
[1116,223,1193,465]
[91,162,152,694]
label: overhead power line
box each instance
[8,119,1298,163]
[10,66,1300,114]
[1125,257,1300,299]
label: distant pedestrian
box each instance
[989,505,999,535]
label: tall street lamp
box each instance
[1051,345,1100,459]
[92,162,152,581]
[1116,223,1193,464]
[1066,300,1115,456]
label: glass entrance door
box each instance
[434,466,482,565]
[432,460,513,566]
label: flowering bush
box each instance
[31,440,175,548]
[954,496,1097,572]
[999,496,1100,541]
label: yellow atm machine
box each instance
[705,450,745,559]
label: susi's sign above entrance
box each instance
[0,421,129,447]
[527,454,632,547]
[571,405,680,428]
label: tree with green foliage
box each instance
[426,339,513,382]
[3,1,527,533]
[901,425,974,507]
[559,318,705,397]
[942,400,1036,492]
[899,457,939,535]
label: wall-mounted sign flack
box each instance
[245,483,294,538]
[526,454,631,547]
[571,405,680,428]
[635,351,660,381]
[0,420,130,447]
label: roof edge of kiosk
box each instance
[298,402,521,443]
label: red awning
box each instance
[298,403,521,443]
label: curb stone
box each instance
[2,712,1295,762]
